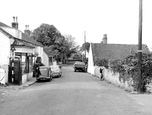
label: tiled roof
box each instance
[0,22,10,27]
[22,32,43,47]
[12,39,35,48]
[0,22,43,47]
[91,43,150,61]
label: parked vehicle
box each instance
[50,65,62,78]
[33,57,45,77]
[36,66,52,82]
[73,61,87,72]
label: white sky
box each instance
[1,0,152,49]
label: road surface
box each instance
[0,66,151,115]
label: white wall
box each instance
[35,46,43,56]
[15,47,34,54]
[39,47,44,61]
[87,43,95,74]
[93,66,134,92]
[43,52,49,66]
[0,32,10,84]
[35,46,44,62]
[0,32,10,65]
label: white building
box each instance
[0,20,45,85]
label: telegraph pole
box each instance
[137,0,143,93]
[84,31,86,59]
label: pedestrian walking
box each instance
[33,57,44,77]
[100,68,104,81]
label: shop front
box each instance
[9,44,36,85]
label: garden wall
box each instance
[94,66,134,92]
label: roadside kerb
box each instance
[0,77,36,98]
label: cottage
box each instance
[0,18,45,85]
[87,34,150,74]
[43,47,56,66]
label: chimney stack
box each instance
[12,16,19,29]
[24,25,31,36]
[102,34,107,44]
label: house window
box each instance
[21,53,28,74]
[29,54,33,72]
[49,57,53,65]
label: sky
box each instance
[1,0,152,49]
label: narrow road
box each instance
[0,66,151,115]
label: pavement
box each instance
[129,93,152,113]
[0,77,36,98]
[127,85,152,113]
[108,81,152,113]
[94,75,152,113]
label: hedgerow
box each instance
[95,58,109,69]
[95,53,152,92]
[109,53,152,92]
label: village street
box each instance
[0,65,152,115]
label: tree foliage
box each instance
[95,58,109,69]
[31,24,79,62]
[62,34,80,58]
[95,53,152,92]
[109,53,152,93]
[31,23,61,46]
[82,42,90,52]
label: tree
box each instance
[82,42,90,52]
[31,24,80,63]
[48,34,80,63]
[31,23,61,46]
[63,34,80,58]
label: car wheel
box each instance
[36,78,40,82]
[84,69,86,72]
[48,78,51,82]
[58,74,61,77]
[50,75,53,80]
[74,69,76,72]
[48,75,52,82]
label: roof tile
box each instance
[92,43,150,61]
[22,32,43,47]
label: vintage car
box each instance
[36,66,52,82]
[73,61,87,72]
[50,65,62,78]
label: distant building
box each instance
[87,34,150,74]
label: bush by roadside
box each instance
[109,53,152,93]
[95,58,108,69]
[95,53,152,93]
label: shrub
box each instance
[95,58,109,69]
[110,53,152,93]
[109,59,124,73]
